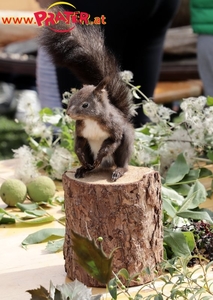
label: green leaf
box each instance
[0,208,17,223]
[199,167,213,178]
[45,238,64,253]
[164,228,191,257]
[39,107,53,116]
[134,294,143,299]
[18,215,55,224]
[178,181,207,212]
[154,295,163,300]
[71,230,113,284]
[163,197,177,218]
[16,202,38,212]
[181,169,200,183]
[117,268,130,281]
[207,95,213,106]
[182,231,195,252]
[168,184,191,196]
[25,210,47,217]
[165,153,190,184]
[177,209,213,224]
[207,150,213,162]
[0,215,16,224]
[107,278,117,300]
[22,228,65,246]
[162,186,184,206]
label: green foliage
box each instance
[0,207,55,225]
[3,84,213,298]
[27,279,102,300]
[105,257,213,299]
[22,228,65,248]
[0,116,27,160]
[165,153,190,184]
[71,230,113,284]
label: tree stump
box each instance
[62,166,163,287]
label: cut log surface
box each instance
[62,166,163,287]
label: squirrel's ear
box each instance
[94,77,110,94]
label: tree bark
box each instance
[62,166,163,287]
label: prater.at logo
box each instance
[34,1,106,33]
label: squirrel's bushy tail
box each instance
[39,8,133,119]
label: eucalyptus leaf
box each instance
[164,229,191,257]
[165,153,190,184]
[22,228,65,246]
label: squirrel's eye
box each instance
[82,102,89,108]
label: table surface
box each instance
[0,159,107,300]
[1,159,213,300]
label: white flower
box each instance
[143,101,159,122]
[180,96,206,112]
[16,90,41,122]
[158,128,196,177]
[13,145,40,183]
[143,101,175,122]
[120,70,134,82]
[157,105,175,120]
[50,146,74,180]
[189,129,206,147]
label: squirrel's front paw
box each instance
[75,167,85,178]
[111,167,126,181]
[75,164,94,178]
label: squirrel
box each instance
[39,8,135,181]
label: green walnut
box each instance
[27,176,56,202]
[0,179,27,206]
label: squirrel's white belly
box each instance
[82,119,110,158]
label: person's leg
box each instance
[197,35,213,97]
[122,0,180,126]
[37,47,62,108]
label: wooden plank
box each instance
[154,80,203,104]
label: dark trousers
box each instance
[56,0,180,127]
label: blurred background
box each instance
[0,0,202,160]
